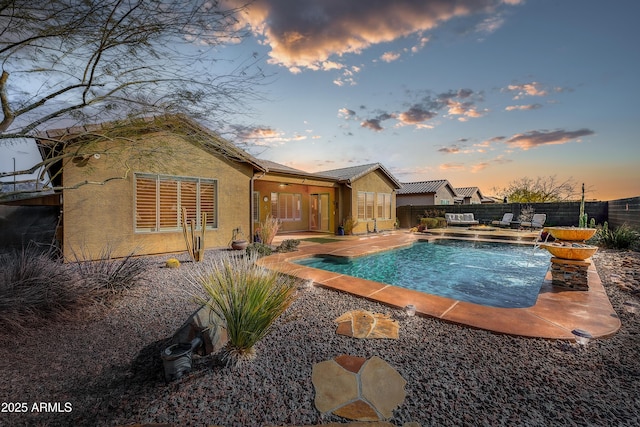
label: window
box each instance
[252,191,260,223]
[440,199,451,205]
[357,191,375,220]
[135,173,217,232]
[377,193,392,219]
[271,192,301,221]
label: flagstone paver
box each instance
[312,355,407,421]
[334,310,399,339]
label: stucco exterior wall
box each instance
[435,186,456,205]
[61,131,254,260]
[396,194,436,207]
[348,170,397,234]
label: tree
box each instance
[492,175,578,203]
[0,0,266,200]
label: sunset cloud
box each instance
[380,51,402,63]
[505,103,543,111]
[226,0,522,72]
[356,88,484,131]
[361,112,396,131]
[505,128,595,150]
[439,162,465,171]
[232,125,311,146]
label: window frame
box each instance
[270,192,302,221]
[134,173,218,233]
[357,191,375,220]
[377,192,392,219]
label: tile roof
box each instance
[455,186,480,198]
[317,163,402,188]
[397,179,451,195]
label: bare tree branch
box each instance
[0,0,269,200]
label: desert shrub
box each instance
[0,245,84,332]
[422,208,446,218]
[246,242,273,258]
[343,217,357,235]
[71,246,147,301]
[191,253,298,367]
[275,239,300,253]
[420,217,447,229]
[258,214,281,245]
[594,223,640,250]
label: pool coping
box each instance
[259,231,621,340]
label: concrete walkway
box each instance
[261,230,621,340]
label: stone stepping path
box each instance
[334,310,399,339]
[312,355,407,421]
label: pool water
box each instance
[295,239,551,308]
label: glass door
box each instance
[310,193,330,231]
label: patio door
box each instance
[310,193,330,231]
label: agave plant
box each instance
[191,253,297,367]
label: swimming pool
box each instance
[294,239,551,308]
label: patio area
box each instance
[264,229,621,340]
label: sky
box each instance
[2,0,638,201]
[215,0,639,201]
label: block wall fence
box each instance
[396,197,640,230]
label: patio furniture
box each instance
[522,213,547,229]
[491,213,513,227]
[445,213,479,226]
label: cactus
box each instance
[578,183,587,227]
[589,218,596,229]
[182,208,206,262]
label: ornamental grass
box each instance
[191,253,298,367]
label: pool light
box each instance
[404,304,416,317]
[571,329,593,346]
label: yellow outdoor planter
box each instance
[540,242,598,261]
[544,227,597,242]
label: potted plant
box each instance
[230,227,248,250]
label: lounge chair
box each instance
[445,213,479,226]
[491,213,513,227]
[522,213,546,229]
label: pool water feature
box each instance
[294,239,551,308]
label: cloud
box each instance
[505,128,595,150]
[397,105,437,126]
[227,0,522,72]
[360,112,396,131]
[232,124,311,146]
[338,108,356,119]
[471,162,489,173]
[505,103,543,111]
[438,145,462,154]
[380,51,402,63]
[439,162,465,171]
[358,87,484,131]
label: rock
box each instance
[312,354,407,421]
[334,310,399,339]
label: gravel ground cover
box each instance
[0,248,638,427]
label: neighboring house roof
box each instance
[397,179,454,195]
[455,186,482,198]
[316,163,402,189]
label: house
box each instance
[35,114,265,260]
[396,179,458,206]
[454,186,487,204]
[253,162,402,235]
[8,114,403,261]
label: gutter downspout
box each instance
[250,171,266,241]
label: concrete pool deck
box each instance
[262,230,621,340]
